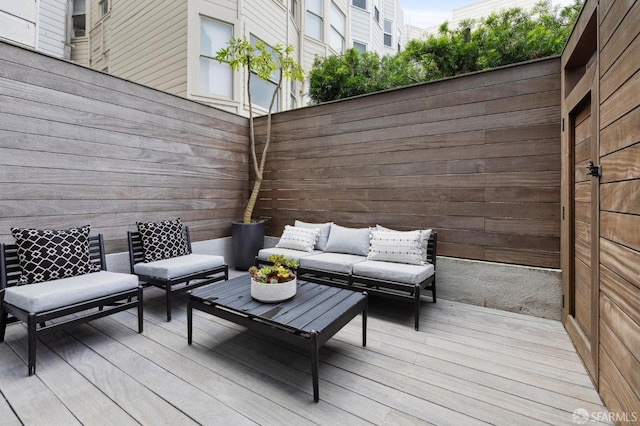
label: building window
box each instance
[290,0,298,22]
[99,0,109,16]
[353,41,367,53]
[352,0,366,10]
[305,0,323,40]
[329,3,345,52]
[373,6,379,23]
[71,0,86,37]
[250,36,280,111]
[199,17,233,98]
[384,19,392,47]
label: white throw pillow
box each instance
[376,225,432,262]
[368,229,424,265]
[275,225,320,252]
[295,220,333,251]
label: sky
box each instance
[399,0,575,29]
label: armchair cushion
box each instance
[3,271,139,312]
[11,225,100,285]
[136,218,189,262]
[133,254,225,280]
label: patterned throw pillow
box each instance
[11,225,101,285]
[367,229,424,265]
[376,225,432,262]
[136,218,190,262]
[275,225,320,252]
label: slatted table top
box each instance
[189,274,367,336]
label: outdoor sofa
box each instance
[257,221,437,330]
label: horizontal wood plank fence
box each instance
[254,57,562,268]
[0,41,248,253]
[1,41,562,268]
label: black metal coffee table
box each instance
[187,274,367,402]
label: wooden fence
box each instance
[0,41,248,252]
[255,57,562,268]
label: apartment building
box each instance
[0,0,68,58]
[350,0,404,55]
[1,0,405,113]
[66,0,358,115]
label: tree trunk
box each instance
[243,177,262,223]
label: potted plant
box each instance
[248,255,298,302]
[216,38,305,270]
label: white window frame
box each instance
[99,0,109,17]
[352,0,366,10]
[373,6,379,23]
[329,2,345,53]
[199,17,233,98]
[384,19,392,47]
[71,0,86,38]
[249,35,280,112]
[305,0,323,40]
[353,40,367,53]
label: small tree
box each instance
[215,38,305,224]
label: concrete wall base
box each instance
[436,256,561,320]
[109,236,562,320]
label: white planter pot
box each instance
[251,277,297,303]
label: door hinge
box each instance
[562,294,565,309]
[562,206,565,220]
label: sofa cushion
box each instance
[3,271,139,313]
[136,218,190,262]
[377,225,432,262]
[299,252,366,274]
[368,229,424,265]
[134,254,225,280]
[275,225,320,252]
[352,260,435,285]
[257,247,322,263]
[11,225,100,285]
[294,220,333,251]
[324,224,370,256]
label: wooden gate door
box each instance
[562,62,599,385]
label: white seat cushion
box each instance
[257,247,322,263]
[299,252,366,274]
[4,271,139,313]
[134,254,225,280]
[352,260,434,285]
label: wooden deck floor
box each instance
[0,276,611,425]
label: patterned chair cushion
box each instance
[11,225,100,285]
[136,218,190,262]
